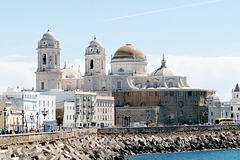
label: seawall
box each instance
[1,125,240,159]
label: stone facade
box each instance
[35,30,83,92]
[113,89,211,125]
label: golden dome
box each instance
[112,44,145,59]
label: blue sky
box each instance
[0,0,240,100]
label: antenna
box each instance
[48,21,51,32]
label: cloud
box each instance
[108,0,223,21]
[0,59,36,93]
[6,54,30,59]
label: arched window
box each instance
[118,68,124,72]
[55,55,57,65]
[90,60,94,69]
[43,54,46,65]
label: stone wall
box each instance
[0,128,97,147]
[1,126,240,159]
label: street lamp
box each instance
[21,110,24,132]
[30,113,34,131]
[36,112,39,131]
[121,115,124,127]
[3,107,7,131]
[237,113,239,124]
[128,116,131,127]
[41,108,48,132]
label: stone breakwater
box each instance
[1,126,240,159]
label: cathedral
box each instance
[36,30,212,125]
[36,30,191,92]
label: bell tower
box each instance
[84,37,106,76]
[35,30,62,91]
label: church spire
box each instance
[161,54,166,68]
[234,83,240,92]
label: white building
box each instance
[63,101,75,128]
[207,92,231,124]
[230,83,240,123]
[37,94,56,131]
[0,88,56,132]
[96,95,114,128]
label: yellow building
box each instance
[0,101,11,130]
[6,107,22,131]
[0,101,22,131]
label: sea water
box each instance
[125,149,240,160]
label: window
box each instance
[179,91,183,96]
[118,68,124,72]
[170,91,174,96]
[49,56,52,65]
[168,82,173,87]
[211,112,213,116]
[117,81,121,89]
[238,108,240,111]
[67,115,68,120]
[117,100,121,106]
[188,92,192,96]
[231,106,233,111]
[55,55,57,65]
[43,54,46,64]
[226,112,228,116]
[153,82,158,88]
[90,60,94,69]
[41,82,44,90]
